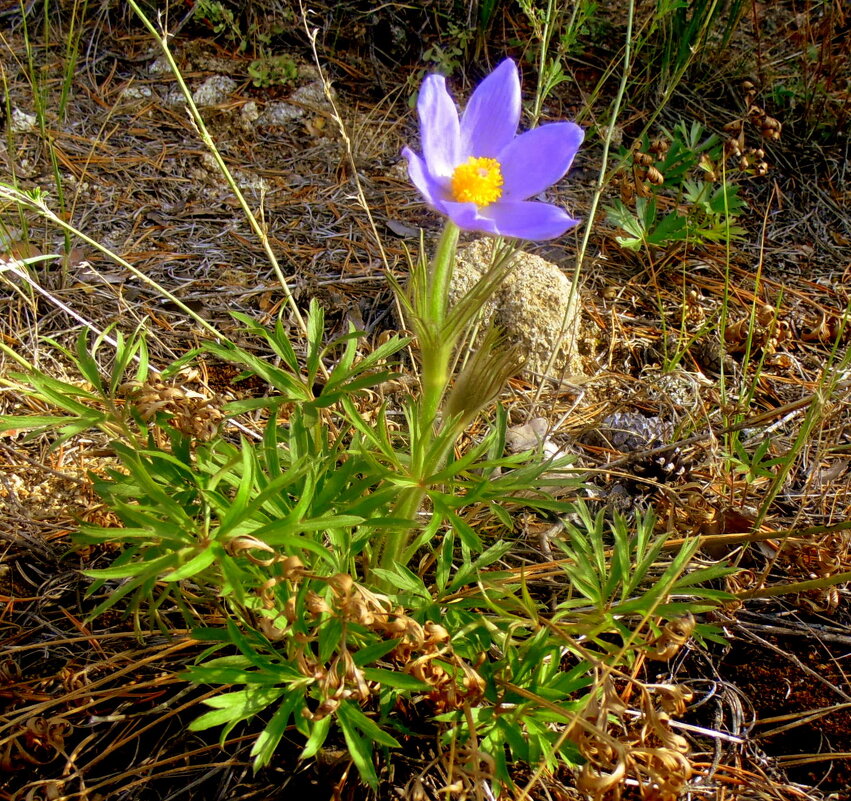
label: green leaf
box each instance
[370,564,430,598]
[163,544,220,581]
[436,529,455,593]
[448,539,513,593]
[216,439,257,536]
[337,699,400,748]
[300,715,332,759]
[74,328,105,393]
[305,298,325,386]
[361,668,430,692]
[250,690,304,769]
[447,510,482,552]
[352,638,401,667]
[0,414,74,432]
[84,550,180,579]
[648,210,688,246]
[188,686,285,733]
[318,615,343,664]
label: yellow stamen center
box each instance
[450,156,504,206]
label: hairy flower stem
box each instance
[376,485,427,580]
[426,221,460,327]
[420,221,460,427]
[373,223,461,584]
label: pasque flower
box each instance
[402,58,584,240]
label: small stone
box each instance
[118,85,153,103]
[192,75,237,107]
[233,169,268,193]
[240,101,260,124]
[147,55,171,74]
[291,80,333,111]
[162,87,187,107]
[598,411,670,452]
[256,101,303,126]
[10,108,37,133]
[506,417,549,453]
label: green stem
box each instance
[373,222,461,583]
[376,484,428,578]
[420,221,460,428]
[737,570,851,599]
[426,221,460,326]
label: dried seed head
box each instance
[121,380,223,440]
[227,536,277,565]
[634,151,654,167]
[756,303,775,326]
[424,622,450,644]
[386,616,410,637]
[311,698,340,720]
[741,79,755,91]
[760,117,782,139]
[654,683,695,717]
[646,612,696,660]
[646,165,664,185]
[283,596,298,622]
[722,120,743,134]
[349,596,375,626]
[328,573,353,596]
[305,591,331,616]
[257,614,288,641]
[281,555,306,580]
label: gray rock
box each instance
[117,85,153,106]
[10,108,37,133]
[256,101,304,126]
[449,238,583,378]
[253,81,334,128]
[147,55,172,74]
[162,87,187,107]
[192,75,237,107]
[240,101,260,125]
[290,80,333,111]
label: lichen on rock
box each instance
[449,238,583,379]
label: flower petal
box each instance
[481,200,580,240]
[418,74,461,180]
[402,147,448,210]
[460,58,520,159]
[441,200,501,236]
[499,122,585,200]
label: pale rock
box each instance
[256,101,304,126]
[240,101,260,125]
[118,85,153,104]
[163,87,187,107]
[450,238,583,378]
[147,55,171,74]
[10,108,37,133]
[192,75,237,107]
[290,80,333,111]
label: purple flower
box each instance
[402,58,584,240]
